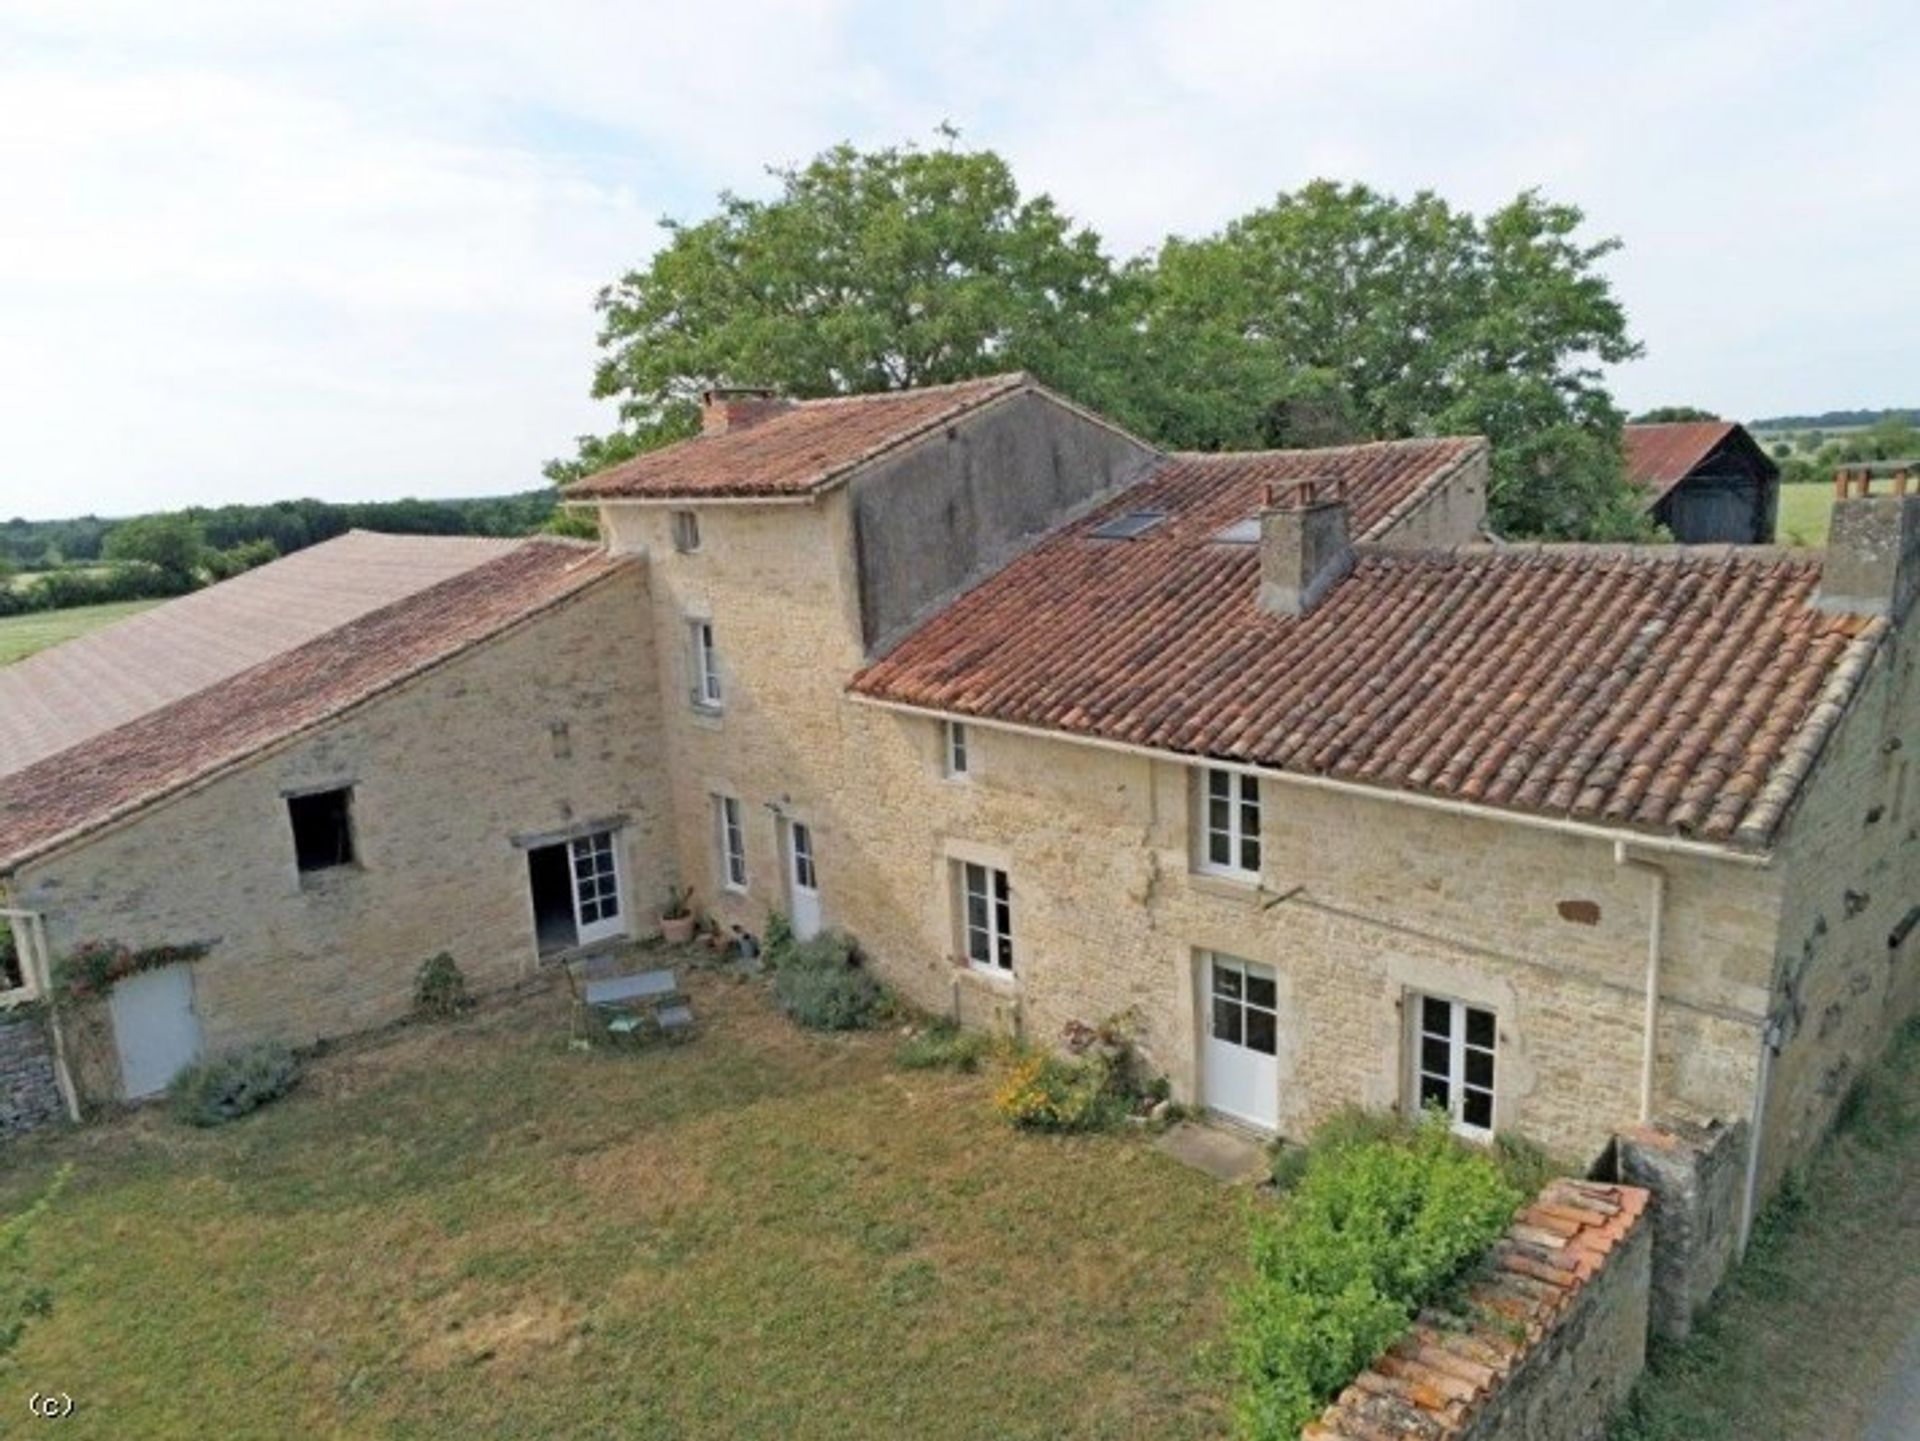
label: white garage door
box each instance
[109,964,204,1099]
[1203,954,1279,1131]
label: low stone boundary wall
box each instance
[1305,1179,1652,1441]
[1613,1117,1746,1341]
[0,1007,65,1139]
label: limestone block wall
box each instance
[1612,1117,1748,1340]
[1306,1180,1652,1441]
[14,567,675,1094]
[0,1008,63,1138]
[1765,622,1920,1197]
[603,452,1781,1171]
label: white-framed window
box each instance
[1412,994,1497,1137]
[671,510,701,553]
[714,794,748,892]
[690,620,722,710]
[959,861,1013,973]
[1198,767,1261,879]
[944,720,970,778]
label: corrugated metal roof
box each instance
[1622,422,1742,500]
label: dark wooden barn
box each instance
[1624,421,1780,543]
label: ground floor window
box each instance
[1412,994,1496,1136]
[715,795,748,892]
[960,862,1013,973]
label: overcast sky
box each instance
[2,1,1913,520]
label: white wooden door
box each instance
[109,963,203,1099]
[787,821,822,941]
[569,831,627,946]
[1203,954,1278,1131]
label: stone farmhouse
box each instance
[2,376,1915,1251]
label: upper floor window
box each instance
[1198,767,1260,880]
[671,510,701,553]
[944,720,970,778]
[959,861,1013,974]
[691,620,722,710]
[289,786,356,873]
[715,794,748,892]
[1412,995,1497,1138]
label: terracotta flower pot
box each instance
[660,913,696,945]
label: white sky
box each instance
[2,0,1913,520]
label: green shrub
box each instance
[895,1021,992,1072]
[994,1051,1126,1132]
[1233,1110,1524,1438]
[412,951,471,1020]
[762,910,795,966]
[781,930,857,973]
[773,963,884,1030]
[168,1043,301,1127]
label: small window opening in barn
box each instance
[1088,511,1167,541]
[0,918,23,993]
[288,787,356,874]
[671,510,701,553]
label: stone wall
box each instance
[0,1008,64,1138]
[1612,1117,1748,1341]
[1306,1180,1652,1441]
[14,566,677,1101]
[599,416,1781,1173]
[1764,616,1920,1198]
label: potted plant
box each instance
[659,886,697,945]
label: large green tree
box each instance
[559,147,1646,539]
[549,137,1127,482]
[101,513,207,587]
[1117,182,1647,538]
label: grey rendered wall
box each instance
[851,389,1160,652]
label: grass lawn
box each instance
[0,599,163,665]
[0,966,1246,1439]
[1612,1019,1920,1440]
[1776,483,1835,548]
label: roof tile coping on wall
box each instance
[1303,1180,1651,1441]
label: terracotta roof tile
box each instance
[852,447,1880,846]
[0,540,631,872]
[564,372,1031,500]
[1311,1181,1651,1441]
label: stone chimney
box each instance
[700,386,791,436]
[1816,469,1920,620]
[1258,477,1353,617]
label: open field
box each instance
[1612,1020,1920,1440]
[1775,483,1835,548]
[0,966,1245,1440]
[0,599,161,665]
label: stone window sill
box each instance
[1187,871,1263,904]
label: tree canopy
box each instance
[1631,405,1721,423]
[556,139,1649,539]
[101,513,207,587]
[549,139,1124,482]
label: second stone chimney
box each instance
[1817,470,1920,620]
[1259,477,1353,617]
[700,386,791,436]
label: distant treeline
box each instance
[0,491,559,571]
[1751,407,1920,432]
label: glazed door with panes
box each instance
[569,830,626,946]
[1203,954,1279,1130]
[787,820,822,941]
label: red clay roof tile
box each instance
[851,443,1879,847]
[564,372,1031,500]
